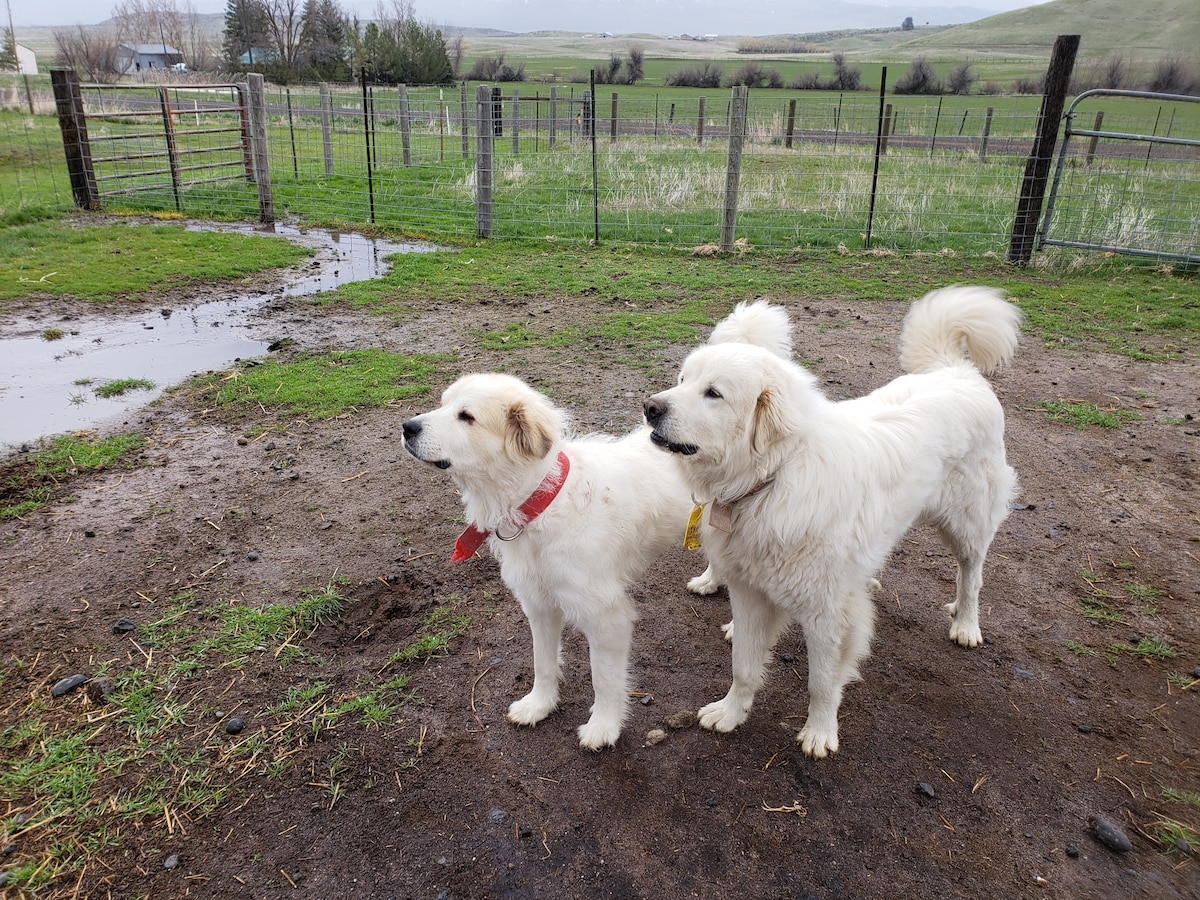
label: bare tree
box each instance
[831,52,861,91]
[1102,53,1126,89]
[54,25,122,82]
[263,0,306,80]
[946,62,976,96]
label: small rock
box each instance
[236,436,248,446]
[84,529,96,538]
[51,673,90,698]
[163,854,179,870]
[1091,815,1133,852]
[112,617,136,634]
[247,551,260,561]
[916,782,936,799]
[214,710,225,720]
[1066,843,1080,858]
[86,678,114,705]
[1192,666,1200,680]
[780,652,795,663]
[665,710,696,730]
[704,797,719,808]
[1077,724,1092,734]
[265,441,276,451]
[2,843,14,855]
[639,694,652,705]
[0,872,8,888]
[644,728,668,746]
[225,717,245,735]
[489,808,508,824]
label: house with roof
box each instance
[117,43,184,74]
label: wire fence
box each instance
[5,74,1200,261]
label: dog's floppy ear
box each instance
[505,400,556,460]
[750,386,792,454]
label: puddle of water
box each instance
[0,225,437,451]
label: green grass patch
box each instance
[0,580,472,892]
[1110,636,1179,661]
[0,221,314,305]
[0,432,145,520]
[1038,401,1141,430]
[94,377,154,399]
[388,602,471,665]
[193,349,450,421]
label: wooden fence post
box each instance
[880,103,893,155]
[475,84,494,238]
[696,96,706,144]
[785,98,796,149]
[158,86,182,210]
[610,92,618,143]
[398,84,412,166]
[49,67,99,210]
[549,86,557,149]
[246,73,273,224]
[720,86,748,252]
[1085,110,1104,166]
[319,82,334,175]
[979,106,994,162]
[1009,33,1080,265]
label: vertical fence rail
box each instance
[720,86,748,252]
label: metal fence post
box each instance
[549,87,557,149]
[460,82,470,159]
[158,86,182,211]
[49,67,99,210]
[246,73,274,224]
[399,84,412,166]
[511,88,519,155]
[720,86,748,252]
[696,96,705,144]
[319,82,334,175]
[785,98,796,149]
[1009,33,1080,265]
[476,84,494,238]
[610,92,618,143]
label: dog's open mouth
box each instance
[403,443,451,469]
[649,430,698,456]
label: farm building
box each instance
[117,43,184,74]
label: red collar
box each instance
[451,451,571,563]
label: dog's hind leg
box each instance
[698,586,788,734]
[508,599,565,728]
[937,462,1014,648]
[576,598,637,750]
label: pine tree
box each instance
[224,0,270,69]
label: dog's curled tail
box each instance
[708,299,793,359]
[898,286,1021,376]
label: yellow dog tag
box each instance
[683,503,705,551]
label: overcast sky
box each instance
[9,0,1052,32]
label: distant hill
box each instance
[897,0,1198,60]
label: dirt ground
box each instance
[1,260,1198,899]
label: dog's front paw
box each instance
[697,698,749,733]
[508,691,557,727]
[687,566,722,596]
[720,621,734,642]
[577,716,621,751]
[945,602,983,647]
[798,722,839,758]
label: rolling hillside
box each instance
[898,0,1198,61]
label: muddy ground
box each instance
[1,259,1198,899]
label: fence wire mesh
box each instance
[4,76,1199,262]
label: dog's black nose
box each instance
[402,419,422,440]
[643,396,667,424]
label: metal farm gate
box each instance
[1039,89,1200,264]
[51,70,256,213]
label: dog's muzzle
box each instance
[402,419,451,469]
[643,397,699,456]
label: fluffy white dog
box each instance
[644,287,1021,757]
[402,373,711,750]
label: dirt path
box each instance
[1,286,1197,899]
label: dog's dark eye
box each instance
[457,410,475,423]
[704,386,723,400]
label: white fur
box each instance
[403,372,709,750]
[645,286,1020,758]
